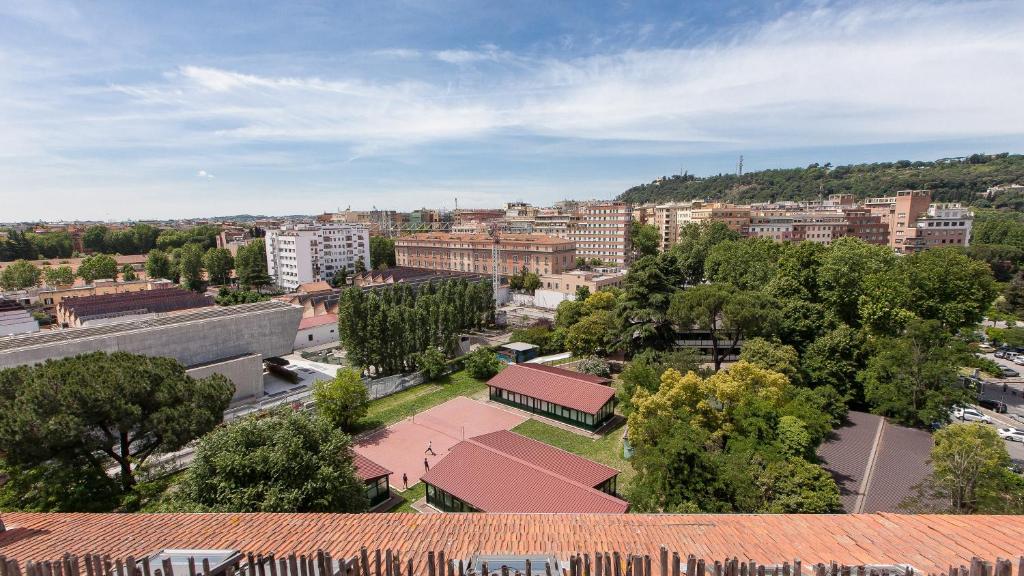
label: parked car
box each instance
[1012,355,1024,366]
[995,349,1009,359]
[997,428,1024,442]
[1001,366,1020,378]
[951,407,993,423]
[1010,412,1024,425]
[979,398,1009,413]
[979,343,996,353]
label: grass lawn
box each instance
[389,483,426,513]
[358,369,489,431]
[511,418,635,495]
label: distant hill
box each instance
[617,153,1024,209]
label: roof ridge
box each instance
[456,436,625,507]
[514,363,611,387]
[470,430,619,477]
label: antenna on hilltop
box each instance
[737,155,744,176]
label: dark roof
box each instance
[352,452,392,482]
[59,288,213,322]
[3,512,1024,572]
[486,364,614,414]
[420,431,628,513]
[817,411,934,513]
[470,430,618,487]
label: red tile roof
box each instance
[297,281,334,294]
[353,452,392,482]
[470,430,617,487]
[420,431,628,514]
[2,513,1023,573]
[298,313,338,330]
[487,364,614,414]
[519,363,611,385]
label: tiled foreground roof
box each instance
[2,513,1023,573]
[487,364,615,414]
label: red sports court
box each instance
[353,396,527,491]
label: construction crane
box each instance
[487,221,501,303]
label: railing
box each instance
[0,549,1021,576]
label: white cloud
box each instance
[197,169,215,178]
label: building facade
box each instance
[569,202,632,267]
[266,224,370,291]
[394,233,575,276]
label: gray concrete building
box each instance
[0,301,302,402]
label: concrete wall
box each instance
[294,323,338,350]
[533,289,570,310]
[0,303,302,375]
[186,353,264,401]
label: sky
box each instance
[1,0,1023,221]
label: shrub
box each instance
[464,348,503,380]
[575,356,611,377]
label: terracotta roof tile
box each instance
[2,513,1023,574]
[298,314,338,330]
[420,432,628,513]
[470,430,618,487]
[487,364,614,414]
[353,452,392,482]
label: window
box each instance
[308,334,314,341]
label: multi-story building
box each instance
[903,203,973,252]
[394,232,575,276]
[569,201,632,266]
[538,270,626,297]
[689,203,751,234]
[266,224,370,291]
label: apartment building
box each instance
[569,201,632,266]
[394,232,575,276]
[689,203,751,233]
[266,224,370,291]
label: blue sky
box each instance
[1,0,1023,221]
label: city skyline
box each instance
[2,0,1023,221]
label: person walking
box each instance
[424,458,430,472]
[402,473,408,490]
[425,440,436,456]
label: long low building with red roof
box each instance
[352,452,393,509]
[420,430,627,513]
[1,512,1023,573]
[486,363,616,430]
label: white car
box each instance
[1013,355,1024,366]
[951,407,993,423]
[997,428,1024,442]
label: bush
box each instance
[575,356,611,377]
[416,347,447,380]
[464,348,503,380]
[313,368,369,432]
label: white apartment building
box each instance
[265,224,370,291]
[569,201,633,266]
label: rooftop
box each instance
[396,233,573,246]
[487,364,615,414]
[2,512,1022,572]
[298,314,338,331]
[0,300,298,353]
[352,452,392,482]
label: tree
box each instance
[0,352,233,495]
[42,265,74,287]
[740,338,800,385]
[566,309,616,357]
[0,260,41,290]
[704,238,782,291]
[172,409,368,513]
[235,240,270,290]
[670,221,741,285]
[370,237,396,269]
[555,299,585,329]
[630,222,660,260]
[861,319,970,428]
[214,287,269,306]
[145,249,173,280]
[313,368,369,432]
[575,356,611,377]
[354,257,367,275]
[76,254,118,283]
[177,243,205,291]
[799,325,866,403]
[816,238,894,326]
[82,225,108,253]
[464,348,503,380]
[120,264,138,281]
[416,346,447,380]
[754,457,843,513]
[203,247,234,286]
[574,285,591,301]
[0,457,121,512]
[618,349,701,415]
[926,423,1017,513]
[668,284,779,370]
[616,254,679,354]
[331,268,348,288]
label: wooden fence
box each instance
[0,549,1021,576]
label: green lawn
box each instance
[511,418,635,495]
[358,370,489,431]
[389,483,426,513]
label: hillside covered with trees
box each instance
[618,153,1024,207]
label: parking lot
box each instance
[973,353,1024,466]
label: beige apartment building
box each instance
[569,201,632,266]
[538,270,626,296]
[395,232,576,276]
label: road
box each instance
[972,353,1024,467]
